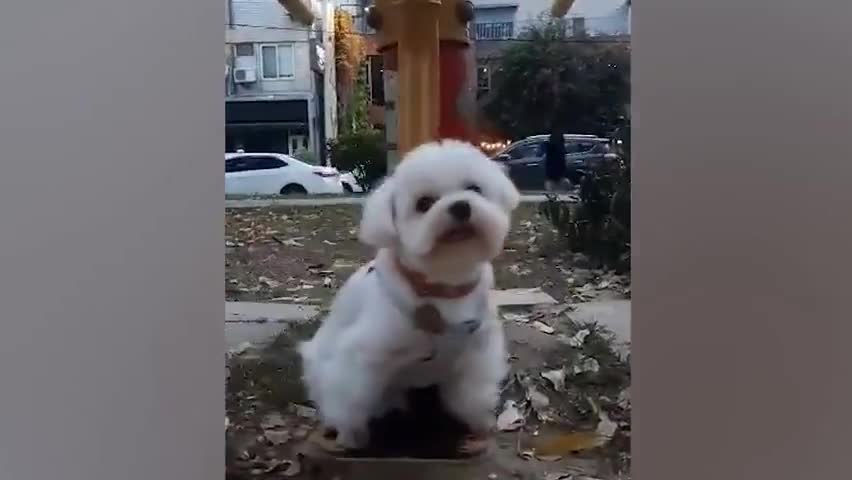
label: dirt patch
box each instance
[225,204,630,306]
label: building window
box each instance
[474,22,514,40]
[367,55,385,106]
[476,63,491,97]
[570,17,587,37]
[234,43,254,57]
[260,44,295,80]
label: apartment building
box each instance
[225,0,335,162]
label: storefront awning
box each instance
[225,99,308,125]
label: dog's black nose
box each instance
[448,200,471,222]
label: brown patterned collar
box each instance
[392,256,480,299]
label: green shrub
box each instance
[328,129,387,191]
[539,122,631,271]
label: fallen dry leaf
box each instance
[263,430,291,445]
[290,403,317,419]
[279,238,304,247]
[260,412,287,430]
[332,259,356,270]
[262,459,283,473]
[532,321,555,335]
[594,409,618,439]
[617,388,631,409]
[526,385,550,411]
[502,312,530,323]
[567,329,591,347]
[281,455,302,477]
[258,276,282,289]
[497,400,525,431]
[573,356,600,375]
[541,368,567,392]
[228,341,254,357]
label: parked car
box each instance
[492,134,617,191]
[339,171,365,194]
[225,152,344,196]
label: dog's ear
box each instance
[494,168,521,211]
[359,177,398,248]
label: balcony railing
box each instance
[473,22,514,40]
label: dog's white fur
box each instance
[299,140,520,448]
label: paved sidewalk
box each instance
[224,295,629,355]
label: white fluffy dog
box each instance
[299,139,520,450]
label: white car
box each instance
[225,152,344,196]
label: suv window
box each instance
[226,155,287,173]
[565,141,598,154]
[507,142,543,160]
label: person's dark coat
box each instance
[544,133,567,181]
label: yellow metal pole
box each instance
[277,0,316,25]
[371,0,473,159]
[392,0,441,156]
[551,0,576,18]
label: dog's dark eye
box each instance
[415,196,437,213]
[465,184,482,194]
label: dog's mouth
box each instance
[437,224,478,244]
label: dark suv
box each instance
[492,134,616,191]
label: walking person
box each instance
[544,127,568,192]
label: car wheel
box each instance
[280,184,308,195]
[342,182,354,194]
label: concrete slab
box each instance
[490,288,558,307]
[225,322,291,351]
[569,299,631,356]
[225,302,320,352]
[226,301,318,323]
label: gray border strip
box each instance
[634,0,852,478]
[0,0,224,478]
[0,0,851,479]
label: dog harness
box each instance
[367,262,489,363]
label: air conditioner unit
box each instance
[233,67,257,84]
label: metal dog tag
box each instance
[413,304,446,335]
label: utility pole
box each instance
[321,0,338,143]
[366,0,476,167]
